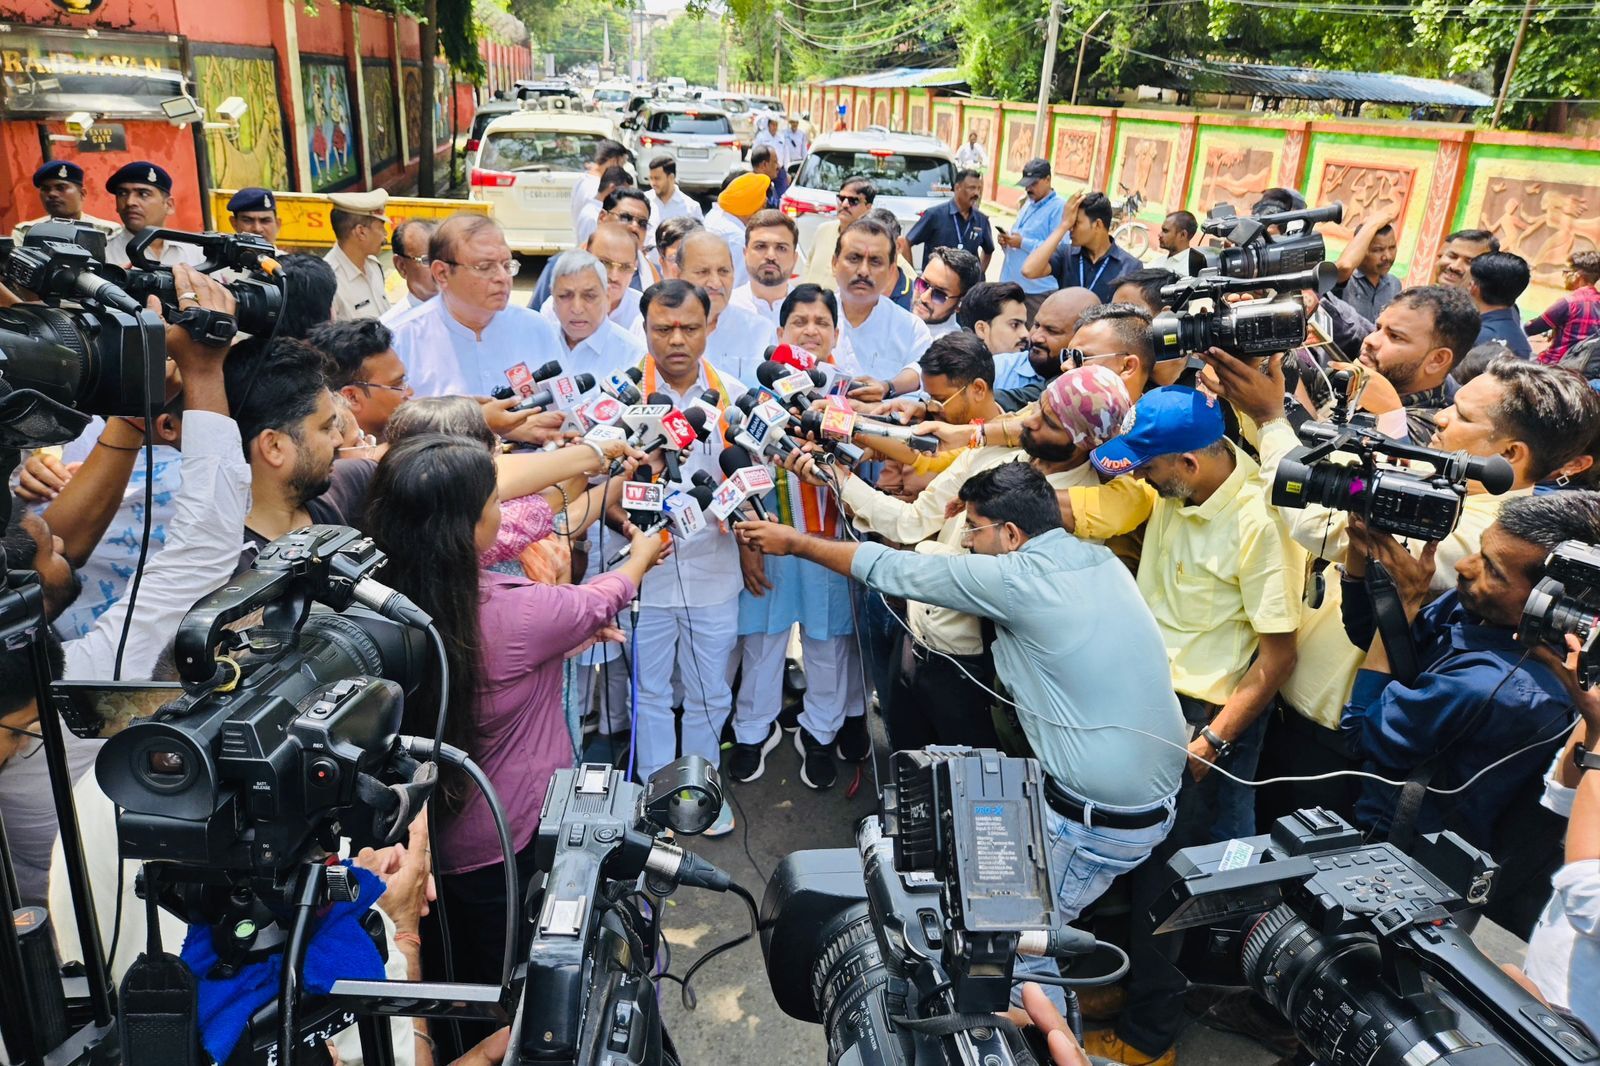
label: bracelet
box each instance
[95,437,142,452]
[393,930,422,947]
[580,439,608,468]
[969,420,985,449]
[413,1030,435,1051]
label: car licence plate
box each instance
[679,148,709,160]
[520,187,564,201]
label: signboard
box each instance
[77,123,126,152]
[0,26,186,119]
[209,189,491,251]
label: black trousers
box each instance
[888,643,1001,751]
[1254,700,1362,830]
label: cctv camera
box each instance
[216,96,248,123]
[65,112,95,137]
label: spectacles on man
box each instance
[1061,347,1132,370]
[837,193,866,207]
[958,521,1004,546]
[914,276,954,305]
[395,252,430,266]
[925,381,972,417]
[596,256,635,276]
[440,258,521,277]
[0,721,43,760]
[352,376,410,394]
[613,212,650,228]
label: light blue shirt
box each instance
[391,300,563,398]
[1001,190,1064,296]
[851,528,1187,807]
[991,350,1043,393]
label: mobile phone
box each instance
[51,680,182,741]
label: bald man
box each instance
[671,228,776,385]
[993,287,1101,413]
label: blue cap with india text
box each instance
[33,161,84,187]
[1090,386,1225,477]
[227,187,276,214]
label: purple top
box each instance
[441,568,636,874]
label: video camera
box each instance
[1151,260,1339,362]
[763,749,1100,1066]
[1201,201,1344,280]
[119,226,285,341]
[1154,807,1600,1065]
[505,757,734,1066]
[1519,540,1600,688]
[1270,371,1515,541]
[92,526,437,893]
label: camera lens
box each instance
[146,749,187,778]
[810,904,897,1065]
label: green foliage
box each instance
[513,0,633,74]
[648,14,722,86]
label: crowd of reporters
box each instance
[6,145,1600,1066]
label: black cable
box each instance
[112,331,157,680]
[104,810,126,967]
[657,880,760,1011]
[1012,940,1130,987]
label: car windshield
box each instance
[705,97,744,113]
[595,89,630,103]
[748,98,783,114]
[796,151,956,198]
[649,112,732,135]
[481,130,608,172]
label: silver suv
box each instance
[621,101,741,194]
[781,128,958,257]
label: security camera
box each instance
[215,96,248,123]
[64,112,95,137]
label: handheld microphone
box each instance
[756,360,823,406]
[513,372,597,412]
[796,410,868,466]
[724,404,798,459]
[531,360,562,382]
[813,407,939,454]
[718,449,771,521]
[600,366,645,406]
[606,481,716,565]
[766,342,818,371]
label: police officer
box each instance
[228,186,282,247]
[11,161,117,242]
[324,189,392,320]
[104,161,205,268]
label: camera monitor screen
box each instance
[50,681,183,741]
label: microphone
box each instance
[795,410,867,465]
[718,448,771,520]
[755,361,825,408]
[600,366,645,406]
[724,405,798,460]
[766,342,818,371]
[1466,454,1515,494]
[606,481,717,565]
[513,372,596,412]
[699,389,721,407]
[531,360,563,382]
[797,406,939,454]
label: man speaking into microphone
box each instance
[629,279,749,837]
[735,457,1186,1007]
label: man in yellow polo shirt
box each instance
[1082,385,1305,1066]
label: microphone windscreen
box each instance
[724,406,745,428]
[808,368,828,388]
[700,389,721,406]
[646,391,673,407]
[683,406,708,429]
[1471,454,1516,495]
[798,409,825,437]
[734,392,761,415]
[573,373,596,393]
[755,361,787,388]
[689,482,717,508]
[624,366,643,384]
[691,470,719,490]
[532,360,562,381]
[719,444,751,474]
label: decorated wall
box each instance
[192,46,290,192]
[301,56,358,191]
[1302,131,1441,286]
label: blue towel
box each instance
[180,862,388,1065]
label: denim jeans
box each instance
[1207,712,1269,842]
[1013,786,1178,1010]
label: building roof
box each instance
[820,67,966,90]
[1159,62,1493,109]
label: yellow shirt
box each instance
[1253,418,1534,728]
[1136,444,1307,706]
[1066,476,1156,570]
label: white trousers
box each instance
[633,598,739,781]
[732,630,864,746]
[573,655,633,735]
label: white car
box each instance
[589,82,634,115]
[781,128,958,258]
[620,101,741,195]
[469,109,621,255]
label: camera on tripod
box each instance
[1154,807,1600,1065]
[1201,201,1344,279]
[763,749,1099,1066]
[1151,260,1339,362]
[1519,540,1600,688]
[1270,372,1515,541]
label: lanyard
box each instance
[1079,250,1111,293]
[951,204,976,250]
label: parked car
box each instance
[469,108,621,254]
[781,128,958,257]
[620,101,741,194]
[696,93,755,151]
[589,81,634,114]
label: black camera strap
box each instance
[1367,561,1421,686]
[891,1012,1043,1066]
[168,306,238,347]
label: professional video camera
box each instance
[0,219,165,442]
[504,757,736,1066]
[1151,260,1338,362]
[1201,201,1344,280]
[119,226,285,341]
[1154,807,1600,1065]
[1270,371,1515,541]
[1519,540,1600,688]
[763,749,1102,1066]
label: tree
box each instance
[647,14,721,86]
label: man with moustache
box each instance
[673,228,776,385]
[382,218,440,325]
[227,187,282,248]
[959,282,1032,361]
[802,175,876,289]
[912,247,983,340]
[543,249,647,379]
[1346,285,1482,443]
[729,210,800,326]
[12,161,117,242]
[830,218,931,399]
[104,162,205,268]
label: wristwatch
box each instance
[1572,743,1600,773]
[1199,725,1233,758]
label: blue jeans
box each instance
[1208,712,1269,842]
[1013,787,1178,1010]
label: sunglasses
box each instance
[914,276,954,305]
[1061,348,1132,370]
[837,194,866,207]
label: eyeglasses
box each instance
[0,721,43,760]
[837,193,867,207]
[596,256,635,276]
[958,522,1004,545]
[440,258,521,277]
[914,276,954,305]
[925,381,972,416]
[352,376,409,394]
[1061,348,1132,369]
[395,253,430,266]
[613,212,650,228]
